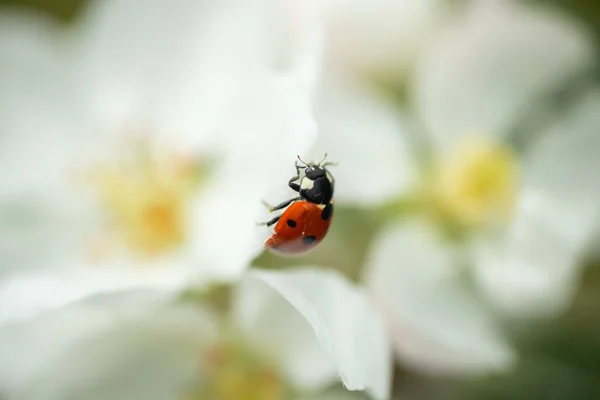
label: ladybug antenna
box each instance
[318,153,328,166]
[297,155,310,167]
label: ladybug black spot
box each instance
[302,235,317,245]
[286,219,297,228]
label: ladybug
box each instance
[260,154,336,255]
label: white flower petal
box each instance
[271,0,326,88]
[473,190,592,319]
[232,270,337,392]
[413,0,594,151]
[325,0,450,82]
[365,221,514,376]
[209,0,324,166]
[0,290,216,400]
[0,8,62,58]
[75,0,317,155]
[310,76,416,206]
[229,73,319,165]
[0,9,82,193]
[474,90,600,317]
[216,49,320,174]
[74,0,204,117]
[0,124,103,275]
[75,0,259,149]
[153,0,298,153]
[191,169,270,282]
[0,194,93,276]
[235,268,391,400]
[0,9,79,142]
[524,88,600,209]
[0,10,93,273]
[0,266,196,325]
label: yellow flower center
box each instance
[86,140,206,257]
[185,340,287,400]
[431,138,518,229]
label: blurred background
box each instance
[1,0,600,399]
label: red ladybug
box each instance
[260,154,335,255]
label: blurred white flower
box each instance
[309,0,600,375]
[234,268,391,400]
[0,289,217,400]
[322,0,455,84]
[302,0,459,206]
[0,0,321,323]
[0,280,387,400]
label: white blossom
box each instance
[0,0,320,323]
[0,281,386,400]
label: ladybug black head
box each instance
[296,154,336,205]
[304,164,326,180]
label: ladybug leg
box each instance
[288,163,305,192]
[288,181,300,192]
[268,196,302,212]
[295,161,307,170]
[257,215,281,227]
[261,200,274,209]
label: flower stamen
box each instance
[85,139,206,257]
[432,138,518,230]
